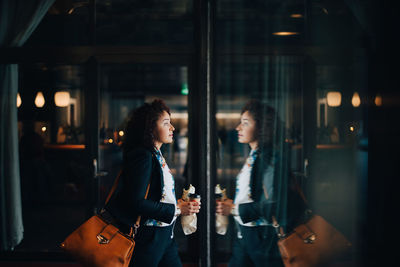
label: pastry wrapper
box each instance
[181,184,197,235]
[215,184,229,235]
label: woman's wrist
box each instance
[230,204,239,216]
[175,205,181,216]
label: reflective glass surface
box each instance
[96,0,194,45]
[214,0,367,264]
[17,64,88,251]
[98,63,190,255]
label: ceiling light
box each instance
[272,32,300,36]
[327,91,341,107]
[17,93,22,108]
[35,92,45,108]
[374,94,382,106]
[351,92,361,107]
[290,14,303,18]
[55,91,71,107]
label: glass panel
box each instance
[215,56,305,263]
[96,0,194,45]
[216,0,305,46]
[98,63,190,255]
[215,0,367,265]
[25,0,92,46]
[16,63,89,251]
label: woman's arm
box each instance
[123,148,175,224]
[238,200,276,224]
[238,164,276,223]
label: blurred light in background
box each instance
[16,93,22,108]
[54,91,71,107]
[272,31,300,36]
[375,94,382,106]
[34,92,45,108]
[327,91,342,107]
[290,14,304,18]
[351,92,361,107]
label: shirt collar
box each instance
[250,148,258,157]
[246,148,258,167]
[153,147,165,168]
[154,147,162,156]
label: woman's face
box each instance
[154,111,175,145]
[236,111,257,144]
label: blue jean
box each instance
[129,224,182,267]
[229,225,283,267]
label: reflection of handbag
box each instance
[60,171,150,267]
[273,213,352,267]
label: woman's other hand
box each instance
[216,198,234,216]
[177,198,201,216]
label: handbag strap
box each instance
[270,170,311,239]
[104,170,123,206]
[104,170,151,236]
[272,216,286,238]
[133,183,150,234]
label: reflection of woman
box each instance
[105,99,200,267]
[216,100,305,267]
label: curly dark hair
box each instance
[123,99,171,152]
[241,99,279,150]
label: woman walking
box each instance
[105,99,200,267]
[216,100,306,267]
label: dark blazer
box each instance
[238,145,307,231]
[105,146,175,228]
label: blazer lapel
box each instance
[151,151,165,194]
[250,150,263,201]
[250,153,257,200]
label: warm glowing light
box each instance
[55,91,71,107]
[351,92,361,107]
[290,14,304,18]
[118,131,124,137]
[350,126,354,132]
[375,94,382,106]
[17,93,21,108]
[108,138,113,144]
[216,113,241,119]
[272,32,300,36]
[327,91,341,107]
[35,92,45,108]
[41,127,47,132]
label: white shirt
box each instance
[144,149,178,227]
[233,149,269,227]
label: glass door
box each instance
[16,63,94,252]
[96,61,197,261]
[214,54,309,263]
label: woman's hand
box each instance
[177,198,201,216]
[216,198,235,216]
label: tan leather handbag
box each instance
[60,172,150,267]
[273,213,352,267]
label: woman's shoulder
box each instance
[124,146,154,162]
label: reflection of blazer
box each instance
[238,146,307,230]
[105,146,175,228]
